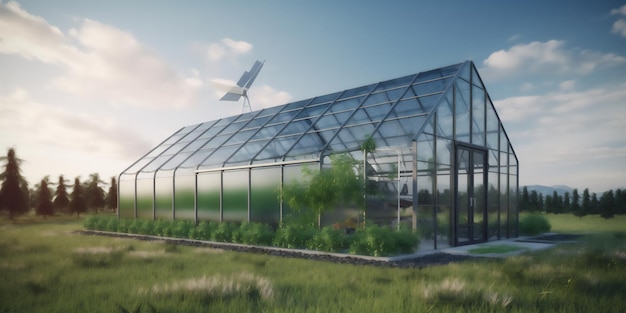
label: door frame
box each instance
[452,143,488,246]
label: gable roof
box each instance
[121,61,513,177]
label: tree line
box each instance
[519,186,626,219]
[0,148,117,219]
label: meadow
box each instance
[0,213,624,312]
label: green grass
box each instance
[468,244,528,254]
[1,213,625,312]
[527,213,626,233]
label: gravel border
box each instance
[77,230,489,269]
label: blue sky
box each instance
[1,0,625,193]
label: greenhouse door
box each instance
[454,145,488,246]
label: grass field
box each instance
[1,213,625,312]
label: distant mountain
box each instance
[524,185,574,197]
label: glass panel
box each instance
[473,151,485,241]
[282,163,316,218]
[285,133,325,158]
[123,157,154,175]
[436,138,453,166]
[340,84,374,99]
[436,167,452,249]
[361,91,389,107]
[118,175,135,219]
[456,148,470,244]
[455,81,471,143]
[309,91,342,105]
[472,85,485,146]
[488,171,500,240]
[416,134,435,162]
[315,111,349,130]
[223,170,248,222]
[500,151,509,238]
[197,172,221,222]
[136,178,153,220]
[161,152,193,170]
[181,138,210,153]
[226,140,269,164]
[243,115,272,129]
[155,175,173,219]
[200,145,238,168]
[375,74,414,92]
[417,161,435,245]
[144,144,171,158]
[250,167,280,224]
[250,123,286,141]
[410,77,451,97]
[227,129,257,145]
[436,92,454,139]
[255,135,299,161]
[174,171,195,220]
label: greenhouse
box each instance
[118,60,518,250]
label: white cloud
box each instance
[251,85,292,109]
[203,38,253,62]
[611,4,626,16]
[0,2,202,109]
[559,80,576,91]
[480,40,626,79]
[610,5,626,37]
[495,83,626,190]
[0,88,154,183]
[612,19,626,37]
[0,88,152,159]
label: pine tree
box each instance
[615,189,625,215]
[35,177,54,218]
[105,177,117,212]
[86,173,106,213]
[563,192,571,213]
[69,177,87,218]
[521,186,529,211]
[581,188,591,216]
[545,195,553,213]
[571,189,581,217]
[599,190,616,219]
[538,193,544,212]
[0,148,30,219]
[53,175,70,214]
[529,190,539,212]
[590,193,599,215]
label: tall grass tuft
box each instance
[141,272,273,302]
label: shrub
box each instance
[153,220,172,237]
[393,225,420,254]
[95,216,110,231]
[273,224,316,249]
[520,214,551,236]
[212,222,235,242]
[84,215,98,230]
[172,220,194,238]
[306,226,343,252]
[128,219,143,234]
[194,221,215,240]
[240,223,274,246]
[106,217,119,232]
[140,219,155,235]
[117,219,132,233]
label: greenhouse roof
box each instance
[122,61,485,175]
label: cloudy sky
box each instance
[1,1,625,193]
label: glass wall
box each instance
[222,170,248,221]
[250,167,280,224]
[197,171,221,221]
[117,61,518,249]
